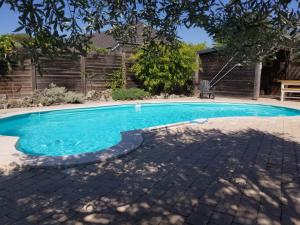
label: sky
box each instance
[0,3,214,46]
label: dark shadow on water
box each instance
[0,125,299,225]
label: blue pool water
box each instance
[0,102,299,156]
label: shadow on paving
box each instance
[0,126,299,225]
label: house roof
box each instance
[91,23,158,49]
[90,33,118,49]
[197,48,219,55]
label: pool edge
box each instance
[1,100,300,169]
[0,118,198,169]
[0,130,144,169]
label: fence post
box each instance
[253,61,262,100]
[80,56,86,95]
[121,52,127,88]
[31,59,37,92]
[194,54,200,95]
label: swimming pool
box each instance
[0,102,299,156]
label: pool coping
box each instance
[0,120,195,169]
[1,100,300,169]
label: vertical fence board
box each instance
[80,56,86,95]
[31,61,37,91]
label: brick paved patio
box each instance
[0,117,300,225]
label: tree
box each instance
[132,42,199,95]
[186,42,207,54]
[0,1,212,61]
[0,35,16,74]
[202,0,300,99]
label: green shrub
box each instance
[64,91,84,104]
[87,45,109,54]
[15,97,34,107]
[131,42,201,95]
[86,90,101,100]
[35,83,66,105]
[106,69,124,90]
[38,96,56,106]
[0,35,15,74]
[33,83,85,106]
[112,88,150,100]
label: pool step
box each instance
[190,118,208,124]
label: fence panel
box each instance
[37,56,81,92]
[85,54,122,91]
[0,60,33,99]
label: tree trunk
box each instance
[253,61,262,100]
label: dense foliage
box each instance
[132,42,201,94]
[0,35,16,74]
[106,69,124,90]
[0,1,299,68]
[205,1,300,63]
[0,34,31,74]
[112,88,150,100]
[34,83,84,106]
[0,1,209,62]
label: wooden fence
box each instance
[0,53,139,99]
[0,59,33,99]
[199,54,256,96]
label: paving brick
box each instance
[186,204,214,225]
[0,117,299,224]
[233,196,260,225]
[210,211,233,225]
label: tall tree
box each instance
[202,0,300,99]
[0,1,212,60]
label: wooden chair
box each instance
[199,80,215,99]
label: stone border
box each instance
[0,100,300,169]
[0,130,143,169]
[1,97,300,118]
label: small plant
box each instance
[0,94,8,109]
[112,88,150,100]
[36,83,66,105]
[101,89,112,101]
[15,97,34,108]
[87,45,109,54]
[83,72,97,91]
[44,83,66,97]
[63,91,84,104]
[86,90,101,100]
[106,69,124,90]
[34,83,85,106]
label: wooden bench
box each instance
[279,80,300,101]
